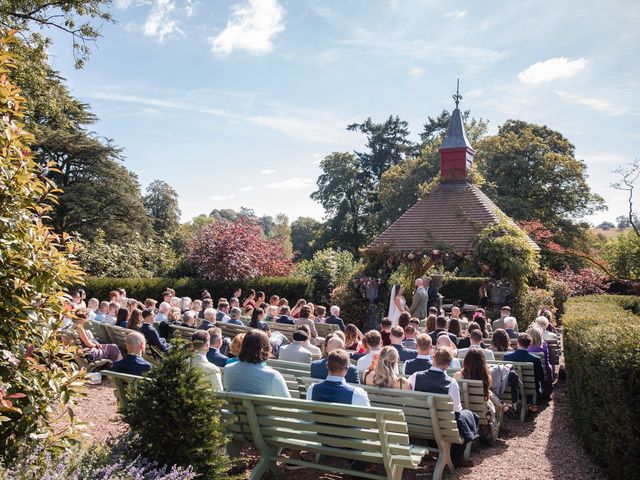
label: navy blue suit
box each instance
[140,323,170,353]
[110,354,151,376]
[506,328,518,339]
[504,349,545,396]
[276,315,295,325]
[311,358,360,384]
[198,320,216,331]
[403,357,432,376]
[392,343,418,362]
[325,315,346,331]
[206,347,229,368]
[429,328,458,346]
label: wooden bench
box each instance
[315,322,340,337]
[219,391,431,480]
[101,370,147,407]
[86,320,112,344]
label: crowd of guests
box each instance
[65,284,559,470]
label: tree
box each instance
[144,180,181,235]
[612,159,640,237]
[291,216,323,260]
[188,217,293,281]
[269,213,293,257]
[0,36,85,462]
[311,152,371,254]
[597,221,615,230]
[603,231,640,281]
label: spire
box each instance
[439,80,475,181]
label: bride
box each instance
[388,284,407,327]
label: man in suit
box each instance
[504,333,545,400]
[426,278,439,311]
[504,317,519,339]
[110,331,152,376]
[492,306,518,331]
[278,330,313,363]
[403,334,432,376]
[191,330,222,391]
[276,305,295,324]
[401,324,418,350]
[457,330,495,361]
[389,326,418,362]
[216,300,231,323]
[409,278,429,319]
[326,305,346,331]
[311,336,360,383]
[140,309,170,354]
[225,307,244,325]
[428,315,458,346]
[206,327,229,368]
[198,307,217,330]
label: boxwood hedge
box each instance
[563,295,640,479]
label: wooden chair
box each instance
[101,370,148,408]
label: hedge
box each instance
[563,295,640,479]
[82,277,310,304]
[439,277,489,304]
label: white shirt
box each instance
[457,344,495,361]
[356,349,382,372]
[303,341,321,357]
[306,375,370,407]
[192,353,223,392]
[408,367,462,412]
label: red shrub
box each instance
[549,267,610,296]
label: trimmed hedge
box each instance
[82,277,310,303]
[563,295,640,479]
[439,277,489,304]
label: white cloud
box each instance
[209,0,285,56]
[312,153,323,165]
[144,0,183,42]
[185,0,196,17]
[209,194,235,201]
[555,90,625,116]
[266,177,314,190]
[238,185,254,191]
[260,169,277,175]
[579,151,629,165]
[443,10,467,18]
[518,57,586,85]
[408,66,424,78]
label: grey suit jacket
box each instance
[409,287,429,319]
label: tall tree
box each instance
[291,217,323,260]
[269,213,293,257]
[144,180,181,235]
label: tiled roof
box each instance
[368,180,539,252]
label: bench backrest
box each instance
[101,370,147,407]
[168,324,195,341]
[86,320,111,343]
[107,324,136,350]
[266,359,312,377]
[315,322,339,337]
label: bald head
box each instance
[326,336,345,353]
[125,331,146,355]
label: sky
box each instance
[46,0,640,226]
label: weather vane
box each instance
[452,78,462,108]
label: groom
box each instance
[409,278,429,319]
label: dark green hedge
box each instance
[439,277,489,304]
[563,295,640,479]
[82,277,310,303]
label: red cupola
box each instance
[439,80,475,181]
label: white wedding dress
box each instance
[387,285,407,327]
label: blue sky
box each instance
[47,0,639,225]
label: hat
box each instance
[293,330,309,342]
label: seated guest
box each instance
[402,324,418,350]
[216,300,231,323]
[264,305,278,322]
[389,326,418,362]
[504,333,545,402]
[181,310,197,328]
[326,305,346,331]
[104,302,119,326]
[457,330,495,361]
[225,333,245,365]
[269,295,280,306]
[398,312,411,329]
[87,298,99,320]
[116,308,130,329]
[241,305,254,321]
[93,301,110,323]
[191,299,202,317]
[157,307,181,339]
[538,308,557,333]
[314,305,327,323]
[492,306,513,331]
[144,298,158,311]
[380,317,392,346]
[489,329,512,352]
[475,315,490,338]
[456,321,481,349]
[206,327,229,368]
[223,330,291,397]
[311,335,360,383]
[504,317,519,339]
[435,335,461,369]
[425,314,437,334]
[344,324,365,352]
[199,298,213,319]
[429,315,458,346]
[404,334,433,375]
[249,307,269,331]
[278,330,313,363]
[110,331,152,376]
[356,330,384,372]
[308,349,369,403]
[198,307,217,330]
[535,316,558,342]
[450,306,468,330]
[409,348,479,467]
[276,305,295,324]
[73,310,122,363]
[155,301,171,323]
[229,297,240,310]
[527,325,553,398]
[447,318,461,339]
[291,298,306,318]
[297,325,321,357]
[140,308,170,354]
[191,330,222,392]
[409,317,421,330]
[363,346,411,390]
[294,305,318,341]
[243,289,256,308]
[127,309,143,330]
[225,307,244,326]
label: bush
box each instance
[603,230,640,280]
[563,295,640,479]
[549,268,610,296]
[517,287,555,327]
[439,277,490,304]
[0,36,85,463]
[295,248,359,305]
[120,343,231,480]
[82,276,309,304]
[548,278,570,318]
[330,284,369,329]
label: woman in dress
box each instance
[363,346,412,390]
[387,284,407,327]
[344,324,365,352]
[73,310,121,363]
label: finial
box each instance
[452,78,462,108]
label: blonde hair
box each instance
[527,325,544,347]
[371,346,400,388]
[167,307,182,322]
[229,333,246,357]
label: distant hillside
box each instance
[592,227,633,240]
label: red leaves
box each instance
[549,268,610,296]
[519,220,565,253]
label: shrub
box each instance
[549,267,610,296]
[439,277,490,304]
[0,36,85,463]
[82,276,309,304]
[603,230,640,280]
[330,284,369,329]
[563,295,640,479]
[120,342,231,480]
[547,278,570,317]
[295,248,359,305]
[517,287,555,327]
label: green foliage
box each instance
[0,36,85,462]
[621,296,640,315]
[268,213,293,257]
[603,230,640,280]
[439,277,490,304]
[295,249,360,305]
[388,264,416,297]
[547,278,570,317]
[330,284,369,329]
[144,180,181,236]
[472,219,540,289]
[83,277,309,304]
[563,295,640,479]
[517,287,555,326]
[120,344,231,479]
[291,216,323,260]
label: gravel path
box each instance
[79,376,604,480]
